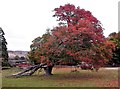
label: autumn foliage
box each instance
[29,4,115,69]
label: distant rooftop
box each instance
[8,50,28,58]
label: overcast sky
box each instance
[0,0,119,51]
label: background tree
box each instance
[107,32,120,66]
[0,27,9,66]
[29,4,115,76]
[14,55,20,60]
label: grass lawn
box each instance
[2,67,119,87]
[0,69,2,89]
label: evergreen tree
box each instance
[0,27,9,66]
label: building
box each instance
[8,50,29,67]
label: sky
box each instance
[0,0,119,51]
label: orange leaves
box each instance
[105,40,116,50]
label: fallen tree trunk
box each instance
[28,65,42,75]
[11,63,47,77]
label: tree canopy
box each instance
[29,4,115,70]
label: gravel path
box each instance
[103,67,119,70]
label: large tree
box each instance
[0,27,9,66]
[29,4,115,76]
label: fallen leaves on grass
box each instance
[96,80,118,87]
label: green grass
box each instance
[2,67,119,87]
[0,70,2,89]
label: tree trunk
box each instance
[44,66,53,76]
[11,64,45,77]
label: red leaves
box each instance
[53,4,99,25]
[64,4,75,11]
[54,4,75,14]
[28,4,115,67]
[40,56,46,63]
[66,50,75,57]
